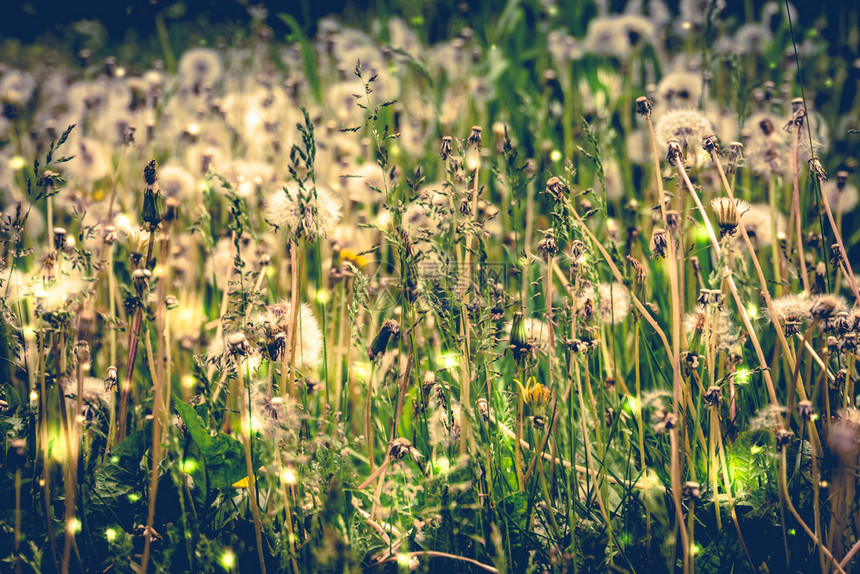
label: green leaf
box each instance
[174,399,247,490]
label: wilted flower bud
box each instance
[105,366,118,392]
[104,225,118,244]
[710,198,739,237]
[165,295,179,310]
[635,96,652,117]
[132,269,151,296]
[704,385,723,407]
[226,332,249,357]
[73,340,91,368]
[53,227,67,251]
[545,176,568,199]
[666,139,683,163]
[537,235,558,260]
[388,437,422,461]
[775,428,794,448]
[682,481,701,501]
[702,133,719,154]
[654,412,677,435]
[797,400,814,421]
[439,136,453,161]
[650,228,669,259]
[9,439,27,472]
[467,126,482,148]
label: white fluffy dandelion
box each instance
[265,181,342,241]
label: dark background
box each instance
[0,0,855,47]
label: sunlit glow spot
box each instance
[811,414,819,421]
[105,528,117,542]
[441,352,460,370]
[695,226,710,243]
[219,549,236,570]
[734,369,751,385]
[746,304,759,319]
[127,493,141,502]
[433,457,450,475]
[67,518,82,534]
[115,67,126,78]
[314,289,331,305]
[281,467,296,484]
[30,391,38,403]
[682,21,692,30]
[187,123,200,135]
[397,554,411,567]
[75,415,85,424]
[182,459,198,474]
[691,543,702,556]
[750,445,762,454]
[353,362,370,379]
[181,375,196,390]
[625,397,639,414]
[110,456,120,464]
[550,150,562,163]
[820,481,829,488]
[789,528,796,536]
[10,156,26,170]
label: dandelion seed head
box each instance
[178,47,222,89]
[265,181,342,241]
[654,108,714,161]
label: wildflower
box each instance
[578,282,631,325]
[514,377,552,413]
[655,70,702,109]
[764,294,811,335]
[735,203,785,250]
[158,164,198,202]
[809,294,848,321]
[655,109,713,163]
[828,409,860,462]
[822,171,859,215]
[254,301,323,367]
[265,181,343,241]
[178,47,222,90]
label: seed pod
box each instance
[635,96,652,117]
[226,332,249,357]
[439,136,453,161]
[467,126,482,148]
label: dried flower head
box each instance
[265,181,343,241]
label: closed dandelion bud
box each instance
[439,136,453,160]
[775,429,794,448]
[165,295,178,310]
[53,227,67,251]
[467,126,482,148]
[509,311,532,365]
[141,159,162,228]
[368,319,400,361]
[226,332,249,357]
[635,96,652,117]
[798,400,814,421]
[132,269,151,296]
[682,481,701,501]
[704,385,723,406]
[105,366,118,392]
[711,198,739,237]
[697,289,711,306]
